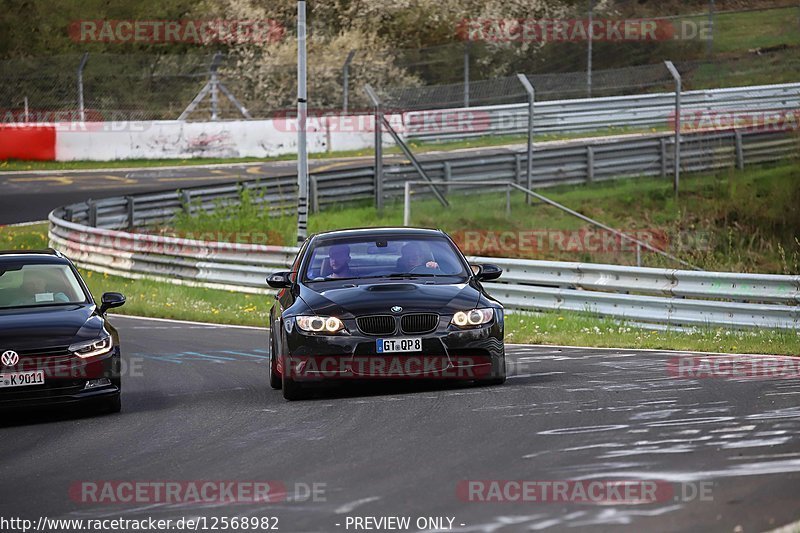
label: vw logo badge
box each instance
[391,306,403,313]
[1,350,19,367]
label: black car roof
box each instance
[0,249,70,265]
[310,227,445,242]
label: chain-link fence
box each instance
[0,3,797,122]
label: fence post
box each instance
[210,52,221,121]
[77,53,89,122]
[707,0,715,57]
[297,1,310,243]
[363,84,384,213]
[516,74,535,205]
[342,50,356,113]
[587,0,593,98]
[586,145,595,183]
[125,196,135,230]
[735,130,744,170]
[463,42,470,108]
[665,61,682,198]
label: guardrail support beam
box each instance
[125,196,135,230]
[735,131,744,170]
[87,200,97,227]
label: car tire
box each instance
[282,375,309,401]
[480,352,506,386]
[101,393,122,414]
[282,357,310,401]
[269,335,282,390]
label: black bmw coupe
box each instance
[267,227,505,400]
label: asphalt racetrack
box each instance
[1,315,798,532]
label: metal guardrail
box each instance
[53,128,799,231]
[48,214,800,329]
[45,124,799,329]
[403,83,800,142]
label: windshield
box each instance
[303,235,468,282]
[0,263,89,309]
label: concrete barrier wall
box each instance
[1,115,386,162]
[54,117,381,161]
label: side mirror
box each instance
[99,292,126,314]
[473,264,502,282]
[267,271,292,289]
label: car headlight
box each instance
[451,308,494,328]
[296,316,345,333]
[69,335,114,359]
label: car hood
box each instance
[0,304,104,350]
[298,279,482,317]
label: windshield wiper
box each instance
[385,273,442,278]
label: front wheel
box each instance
[282,373,310,401]
[269,335,282,390]
[98,393,121,414]
[479,352,506,386]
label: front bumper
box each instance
[282,317,504,382]
[0,348,120,409]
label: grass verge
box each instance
[1,223,798,355]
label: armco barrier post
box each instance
[735,131,744,170]
[87,200,97,228]
[125,196,135,230]
[665,61,682,197]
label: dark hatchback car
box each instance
[0,250,126,413]
[267,228,505,400]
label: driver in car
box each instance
[14,270,70,305]
[327,244,354,278]
[397,242,439,272]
